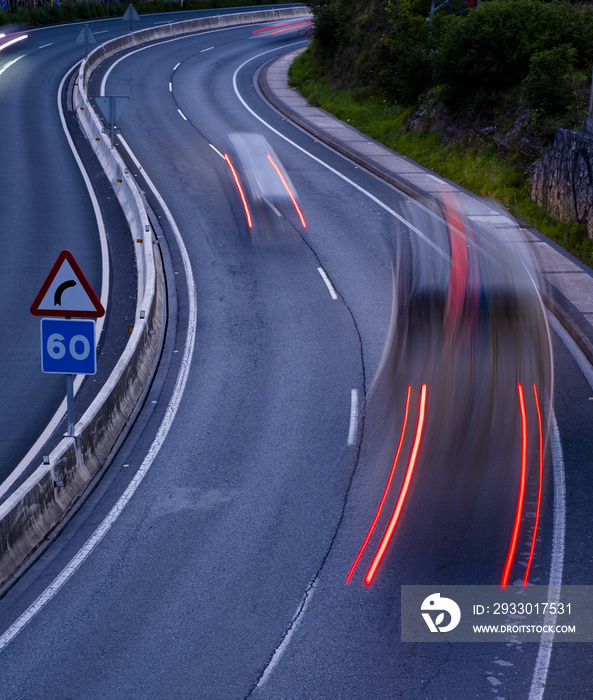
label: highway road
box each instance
[0,12,592,700]
[1,17,106,486]
[0,4,302,497]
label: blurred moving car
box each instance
[348,196,553,588]
[224,132,306,241]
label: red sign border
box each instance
[30,249,105,318]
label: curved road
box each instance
[0,16,591,700]
[0,4,301,493]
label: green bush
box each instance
[310,0,345,50]
[306,0,593,108]
[290,44,593,270]
[434,0,593,105]
[522,45,577,115]
[379,41,432,103]
[379,0,433,102]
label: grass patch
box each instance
[289,49,593,269]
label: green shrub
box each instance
[310,0,346,50]
[379,42,432,103]
[434,0,593,105]
[290,45,593,269]
[522,45,577,116]
[306,0,593,108]
[379,0,433,102]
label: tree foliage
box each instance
[307,0,593,113]
[523,45,578,115]
[379,0,433,102]
[434,0,593,104]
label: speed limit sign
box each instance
[41,318,96,375]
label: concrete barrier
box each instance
[0,6,310,589]
[0,74,163,585]
[82,7,310,91]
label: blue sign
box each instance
[41,319,96,375]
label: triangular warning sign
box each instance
[30,250,105,318]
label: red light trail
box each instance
[266,154,307,228]
[224,154,253,229]
[524,383,543,587]
[346,386,412,584]
[501,383,528,589]
[364,384,428,586]
[252,21,311,34]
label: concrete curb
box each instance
[259,49,593,368]
[0,7,311,590]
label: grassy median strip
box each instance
[289,50,593,269]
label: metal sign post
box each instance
[66,373,75,437]
[75,24,97,58]
[110,97,116,148]
[32,251,104,441]
[95,96,130,148]
[123,4,140,34]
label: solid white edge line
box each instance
[0,62,197,655]
[527,412,566,700]
[232,45,569,697]
[548,314,593,392]
[58,60,109,337]
[347,388,358,446]
[8,23,566,692]
[231,46,450,262]
[317,267,337,300]
[104,33,569,697]
[0,55,25,78]
[0,59,110,500]
[17,20,566,697]
[177,108,187,121]
[256,579,318,689]
[527,311,592,698]
[209,143,225,160]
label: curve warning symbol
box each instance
[54,280,77,307]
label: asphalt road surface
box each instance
[0,15,591,700]
[0,3,301,494]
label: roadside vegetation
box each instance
[0,0,293,27]
[291,0,593,267]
